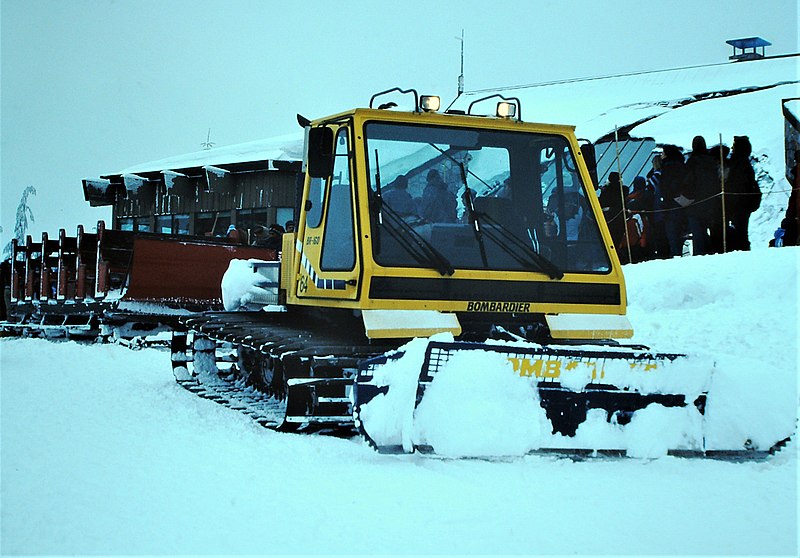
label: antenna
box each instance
[445,30,465,112]
[457,29,465,95]
[201,128,215,150]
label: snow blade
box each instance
[354,340,714,457]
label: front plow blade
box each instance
[354,340,715,458]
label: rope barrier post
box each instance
[719,134,727,253]
[614,126,633,264]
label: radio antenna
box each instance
[457,29,465,95]
[445,30,465,112]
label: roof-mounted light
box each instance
[496,101,516,119]
[420,95,441,112]
[467,94,522,121]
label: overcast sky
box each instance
[2,0,797,241]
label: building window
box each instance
[134,217,151,232]
[237,209,268,236]
[155,214,191,235]
[156,215,172,234]
[276,207,294,230]
[195,212,230,237]
[174,214,190,234]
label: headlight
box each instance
[420,95,441,112]
[496,102,516,118]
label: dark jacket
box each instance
[658,158,686,210]
[726,136,760,216]
[420,182,456,223]
[598,175,628,244]
[682,151,721,221]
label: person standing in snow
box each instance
[646,154,670,259]
[598,172,628,251]
[725,136,760,251]
[625,175,654,262]
[657,145,688,258]
[681,136,721,256]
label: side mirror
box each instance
[579,140,598,188]
[306,126,334,178]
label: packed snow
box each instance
[1,248,797,555]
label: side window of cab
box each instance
[320,128,356,270]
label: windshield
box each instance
[364,121,610,274]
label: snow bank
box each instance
[626,247,799,451]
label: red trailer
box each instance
[3,220,276,341]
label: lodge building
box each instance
[83,135,304,239]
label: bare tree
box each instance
[2,186,36,259]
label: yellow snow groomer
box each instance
[172,88,731,456]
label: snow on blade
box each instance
[412,350,550,457]
[356,336,441,451]
[220,258,275,311]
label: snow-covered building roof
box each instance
[111,132,304,178]
[456,55,798,143]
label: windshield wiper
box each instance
[377,202,455,276]
[369,151,454,276]
[428,144,489,268]
[476,212,564,279]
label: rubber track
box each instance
[172,312,394,433]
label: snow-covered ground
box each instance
[1,247,797,555]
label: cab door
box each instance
[295,125,361,303]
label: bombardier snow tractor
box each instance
[170,88,779,457]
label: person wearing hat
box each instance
[250,225,269,247]
[262,224,284,250]
[226,224,246,245]
[383,174,417,217]
[419,169,456,223]
[598,172,628,248]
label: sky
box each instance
[1,0,798,242]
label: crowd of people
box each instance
[225,220,295,250]
[598,134,763,263]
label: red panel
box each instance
[124,238,277,304]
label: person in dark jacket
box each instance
[726,136,760,251]
[646,154,670,259]
[382,174,417,217]
[264,224,284,250]
[625,175,654,262]
[253,224,284,250]
[598,172,628,251]
[420,169,456,223]
[658,145,687,257]
[682,135,721,256]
